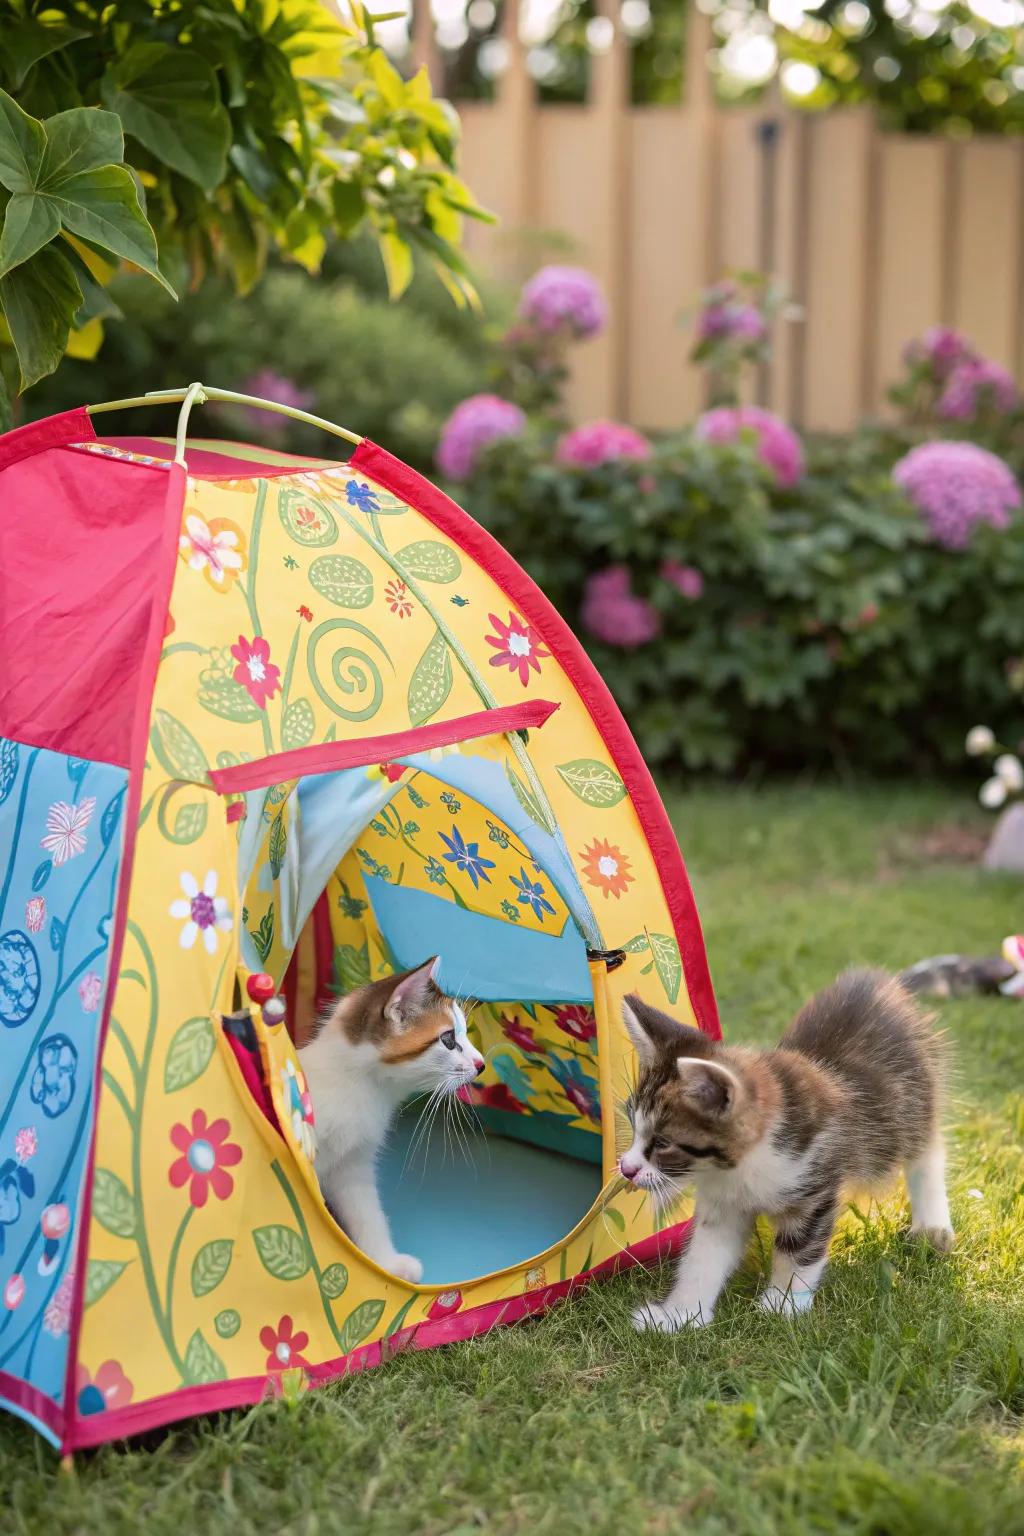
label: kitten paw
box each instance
[386,1252,424,1284]
[631,1300,707,1333]
[910,1223,955,1254]
[759,1284,815,1317]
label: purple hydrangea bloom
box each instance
[696,406,805,489]
[661,561,704,600]
[241,370,314,439]
[698,301,767,345]
[519,266,607,340]
[436,394,527,480]
[555,419,652,468]
[902,326,976,378]
[581,566,661,649]
[938,359,1018,420]
[893,441,1021,550]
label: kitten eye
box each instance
[439,1029,457,1051]
[678,1142,717,1159]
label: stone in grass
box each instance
[983,802,1024,873]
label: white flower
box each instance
[965,725,996,756]
[979,776,1007,810]
[169,871,233,954]
[994,753,1024,791]
[41,797,96,866]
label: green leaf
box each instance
[394,540,461,584]
[649,932,683,1006]
[555,759,627,809]
[384,1293,418,1337]
[379,229,413,300]
[337,1297,386,1352]
[0,89,45,193]
[408,629,452,726]
[0,243,82,388]
[164,1016,216,1093]
[191,1239,234,1298]
[334,940,370,992]
[46,164,174,294]
[214,1308,241,1339]
[602,1205,626,1233]
[85,1258,129,1307]
[150,710,209,782]
[92,1168,136,1239]
[252,1224,309,1281]
[101,44,230,193]
[505,763,557,836]
[182,1328,227,1384]
[320,1262,349,1300]
[0,193,60,279]
[282,697,315,749]
[308,554,374,608]
[38,106,124,185]
[250,905,275,965]
[269,811,288,880]
[0,20,91,90]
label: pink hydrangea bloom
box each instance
[698,301,767,344]
[903,326,976,377]
[696,406,805,489]
[436,394,527,480]
[662,561,704,600]
[519,266,607,339]
[241,371,314,440]
[581,566,661,650]
[893,441,1021,550]
[938,359,1018,420]
[556,420,652,468]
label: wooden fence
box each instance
[411,4,1024,434]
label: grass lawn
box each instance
[4,783,1023,1535]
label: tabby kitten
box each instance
[620,968,952,1331]
[300,958,484,1282]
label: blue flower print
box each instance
[509,867,556,923]
[439,825,496,889]
[425,857,447,886]
[345,480,380,514]
[30,1034,78,1119]
[0,1158,35,1255]
[549,1057,601,1124]
[0,929,41,1028]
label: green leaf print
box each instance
[649,932,683,1005]
[84,1258,129,1307]
[92,1168,136,1238]
[278,488,338,547]
[269,811,287,880]
[191,1239,234,1298]
[252,1224,310,1281]
[150,710,208,783]
[622,934,651,954]
[214,1309,241,1339]
[164,1016,215,1093]
[320,1262,349,1300]
[408,629,452,726]
[335,940,370,992]
[337,1297,386,1352]
[171,799,208,844]
[182,1329,228,1384]
[555,759,626,808]
[199,649,264,723]
[394,540,461,584]
[281,697,315,750]
[250,906,275,965]
[505,763,557,836]
[308,554,374,608]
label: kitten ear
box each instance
[622,994,706,1067]
[676,1056,740,1116]
[383,957,440,1029]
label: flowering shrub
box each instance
[436,394,527,480]
[556,420,652,468]
[891,327,1022,445]
[696,406,805,489]
[519,266,607,340]
[689,273,789,405]
[892,441,1020,550]
[938,360,1018,422]
[581,567,661,649]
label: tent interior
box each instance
[231,734,608,1284]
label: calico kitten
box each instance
[619,967,952,1332]
[300,958,484,1283]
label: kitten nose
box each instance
[474,1057,485,1076]
[619,1156,640,1181]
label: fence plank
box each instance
[871,138,950,410]
[950,140,1024,372]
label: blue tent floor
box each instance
[378,1108,603,1285]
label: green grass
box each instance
[5,783,1024,1535]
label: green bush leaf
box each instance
[183,1329,227,1384]
[252,1224,309,1281]
[164,1016,215,1093]
[214,1309,241,1339]
[308,554,374,608]
[92,1168,135,1238]
[48,164,172,294]
[0,243,82,388]
[320,1262,349,1300]
[191,1239,234,1298]
[282,697,315,749]
[101,44,230,192]
[0,88,46,191]
[650,933,683,1005]
[555,759,626,808]
[395,540,461,584]
[337,1297,386,1352]
[150,710,209,783]
[85,1258,129,1307]
[0,193,60,279]
[1,19,91,90]
[408,629,452,726]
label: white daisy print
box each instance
[41,798,96,866]
[170,871,234,954]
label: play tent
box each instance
[0,386,718,1451]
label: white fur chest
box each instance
[299,1033,396,1168]
[699,1134,816,1217]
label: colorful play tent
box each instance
[0,386,718,1451]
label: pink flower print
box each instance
[14,1127,37,1163]
[178,513,246,591]
[41,797,95,866]
[485,611,549,686]
[386,578,413,618]
[43,1270,74,1337]
[170,871,234,954]
[230,635,281,709]
[4,1274,25,1310]
[78,971,103,1013]
[24,897,45,933]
